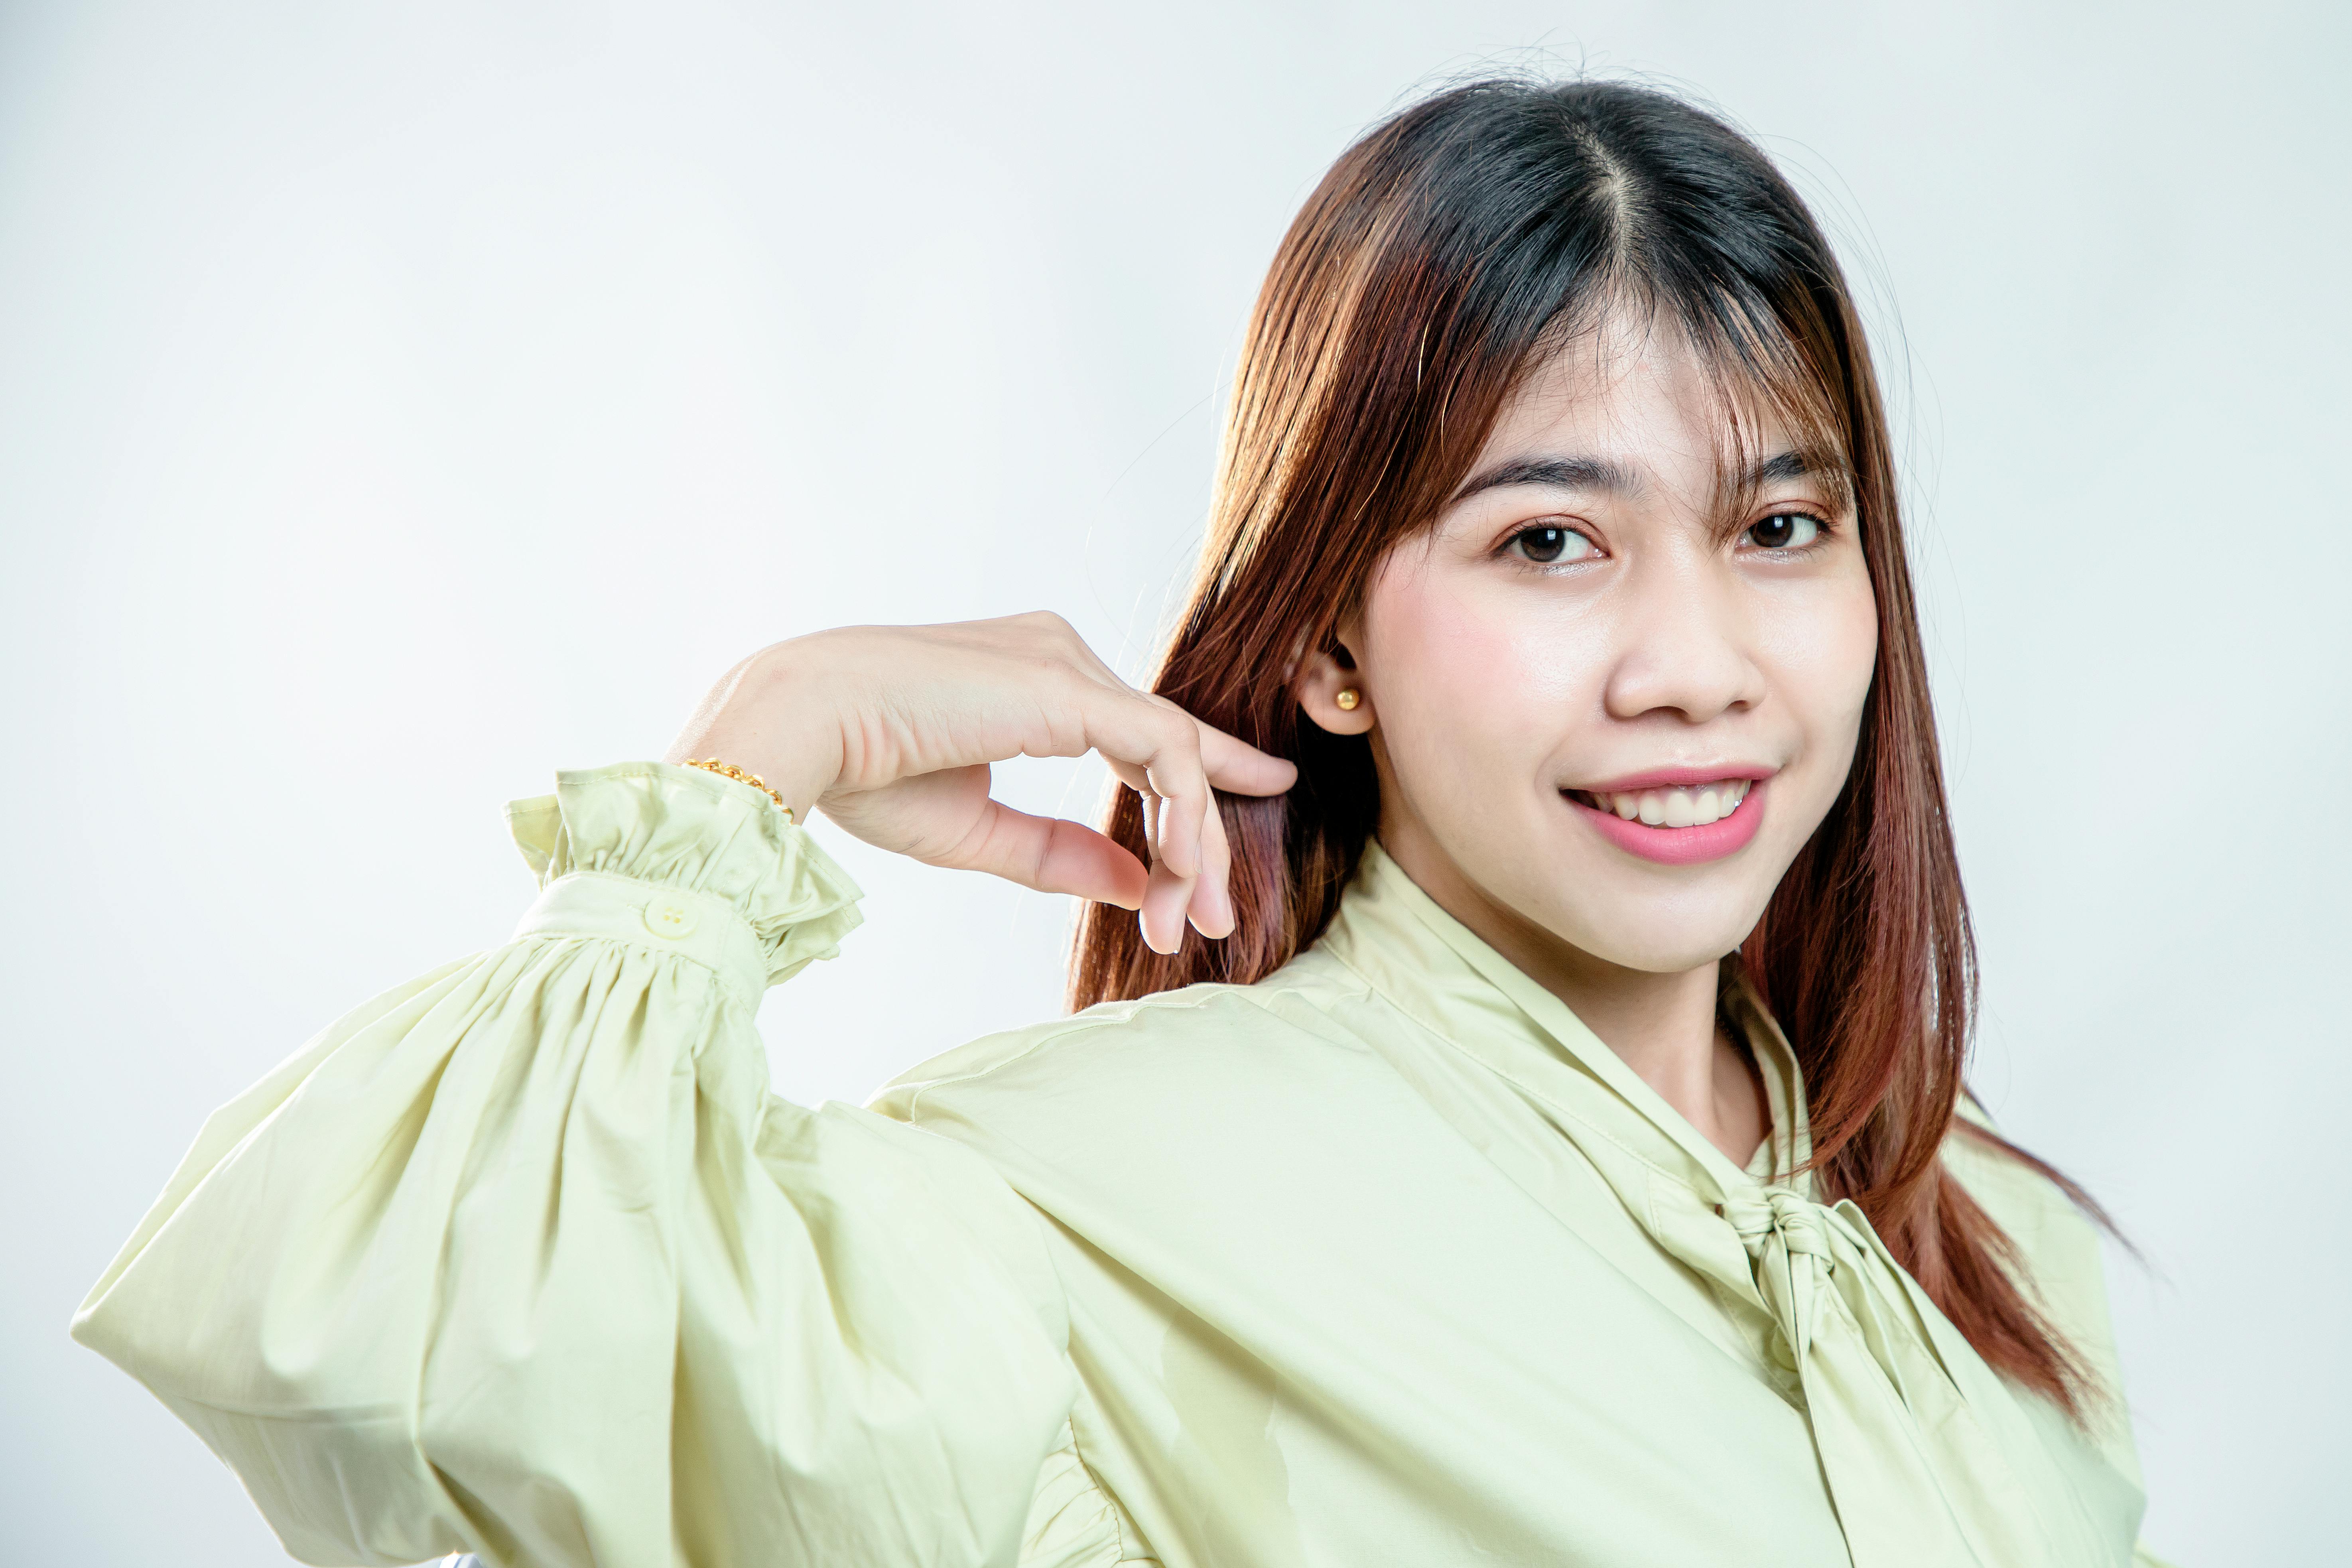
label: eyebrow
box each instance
[1736,450,1814,490]
[1450,455,1641,503]
[1448,449,1824,506]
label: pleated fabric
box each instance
[74,762,2172,1568]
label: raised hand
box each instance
[665,613,1297,954]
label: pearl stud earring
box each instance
[1335,688,1361,711]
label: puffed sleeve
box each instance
[70,761,1079,1568]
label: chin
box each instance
[1511,845,1772,975]
[1560,913,1757,975]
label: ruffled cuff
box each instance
[503,761,864,991]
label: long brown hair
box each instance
[1071,77,2108,1417]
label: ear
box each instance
[1295,638,1376,736]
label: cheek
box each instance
[1828,585,1881,728]
[1361,565,1609,776]
[1762,574,1879,758]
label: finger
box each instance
[1141,745,1209,890]
[1196,721,1298,797]
[1049,627,1141,693]
[1188,792,1237,940]
[1139,849,1197,955]
[933,798,1149,909]
[1072,685,1213,882]
[1133,775,1199,954]
[1034,628,1294,801]
[1110,773,1204,952]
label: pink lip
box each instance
[1566,776,1769,867]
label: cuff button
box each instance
[642,894,698,939]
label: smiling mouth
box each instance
[1564,779,1753,828]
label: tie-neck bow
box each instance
[1319,845,2143,1567]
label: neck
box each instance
[1375,817,1767,1167]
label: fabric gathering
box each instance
[71,763,2171,1567]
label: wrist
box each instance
[664,646,844,820]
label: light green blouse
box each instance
[73,762,2173,1568]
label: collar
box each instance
[1309,839,2131,1568]
[1316,838,1814,1201]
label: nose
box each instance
[1599,547,1767,725]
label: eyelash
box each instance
[1499,524,1598,569]
[1495,508,1839,571]
[1739,508,1838,554]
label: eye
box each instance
[1507,524,1597,565]
[1744,511,1823,551]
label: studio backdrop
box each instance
[2,2,2343,1563]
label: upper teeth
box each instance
[1578,779,1751,827]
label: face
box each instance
[1298,312,1879,977]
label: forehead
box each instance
[1477,310,1808,487]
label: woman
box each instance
[73,78,2171,1567]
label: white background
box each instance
[4,2,2343,1562]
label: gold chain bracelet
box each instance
[682,758,795,823]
